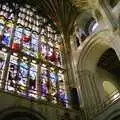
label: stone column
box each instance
[78,70,101,118]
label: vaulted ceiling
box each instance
[97,48,120,77]
[14,0,82,38]
[72,0,89,9]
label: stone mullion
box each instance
[37,60,41,98]
[45,27,52,101]
[26,13,36,97]
[62,41,72,106]
[59,41,70,106]
[63,37,76,107]
[37,26,42,98]
[64,39,74,86]
[1,8,19,89]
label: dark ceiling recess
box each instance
[84,17,95,36]
[1,112,40,120]
[109,0,119,8]
[97,48,120,77]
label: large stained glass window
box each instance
[0,2,67,107]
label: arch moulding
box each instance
[77,29,116,73]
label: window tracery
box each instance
[0,2,67,107]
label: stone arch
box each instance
[77,30,112,73]
[97,47,120,100]
[105,109,120,120]
[0,106,46,120]
[77,30,120,118]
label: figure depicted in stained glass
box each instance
[41,76,48,99]
[14,26,23,42]
[3,21,13,46]
[7,64,18,91]
[41,43,47,59]
[55,50,61,66]
[58,70,66,106]
[47,47,55,62]
[28,63,37,98]
[31,32,38,57]
[18,59,28,95]
[59,88,66,105]
[22,28,31,55]
[12,26,23,53]
[29,73,36,89]
[7,55,18,91]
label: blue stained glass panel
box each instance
[41,75,48,97]
[49,70,57,91]
[14,26,23,41]
[59,88,65,102]
[2,21,13,46]
[50,70,57,80]
[18,60,28,95]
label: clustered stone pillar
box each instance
[78,70,101,118]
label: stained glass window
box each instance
[0,2,67,107]
[14,25,23,43]
[7,55,18,91]
[58,70,67,106]
[18,57,29,95]
[0,51,6,86]
[29,63,37,98]
[0,16,5,35]
[31,32,38,58]
[3,21,14,46]
[41,43,47,59]
[49,67,57,103]
[22,28,31,55]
